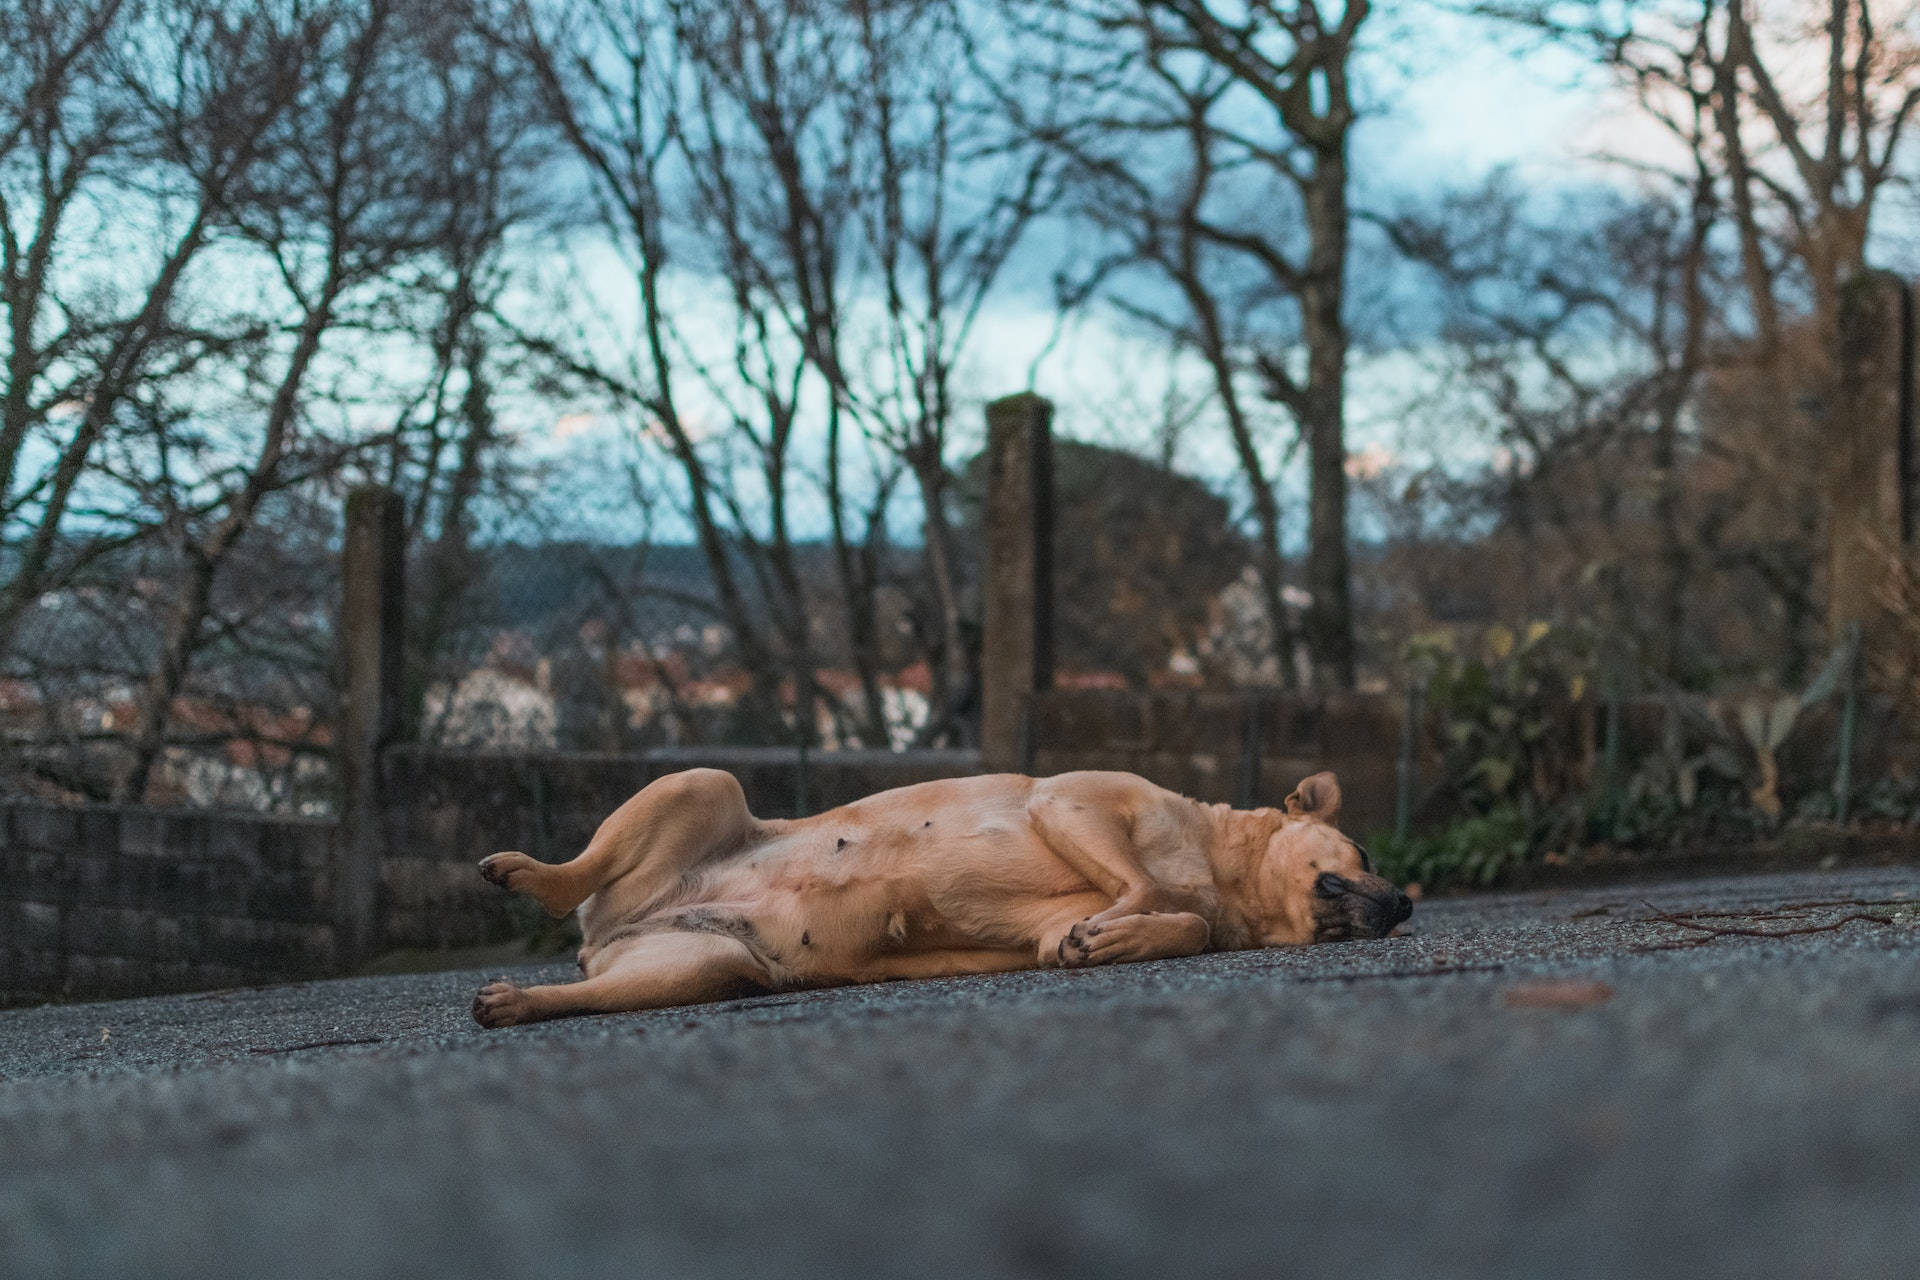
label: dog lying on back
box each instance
[471,768,1411,1027]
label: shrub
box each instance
[1370,806,1533,890]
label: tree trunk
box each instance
[822,400,891,747]
[1300,148,1354,690]
[1187,283,1300,690]
[1827,257,1893,646]
[912,448,972,741]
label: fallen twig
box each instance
[1638,901,1902,940]
[1625,935,1721,955]
[1652,896,1909,921]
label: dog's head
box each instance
[1246,772,1412,945]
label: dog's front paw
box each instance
[1057,917,1101,968]
[472,980,536,1029]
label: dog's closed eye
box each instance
[1314,871,1351,898]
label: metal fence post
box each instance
[1835,621,1863,825]
[1394,680,1422,841]
[1602,680,1621,810]
[1016,696,1037,776]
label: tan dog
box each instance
[471,768,1411,1028]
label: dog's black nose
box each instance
[1387,890,1413,926]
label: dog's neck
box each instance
[1197,802,1289,947]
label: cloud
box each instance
[551,411,602,441]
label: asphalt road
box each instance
[3,866,1918,1280]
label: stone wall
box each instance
[32,698,1881,1006]
[0,801,338,1005]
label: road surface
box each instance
[2,866,1918,1279]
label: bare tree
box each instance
[1005,0,1368,688]
[1480,0,1920,644]
[1380,167,1852,687]
[116,0,509,799]
[0,0,315,670]
[668,0,1057,743]
[838,0,1056,741]
[87,0,545,800]
[504,0,803,742]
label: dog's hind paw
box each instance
[478,851,534,889]
[478,852,579,919]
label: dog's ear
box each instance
[1284,772,1341,822]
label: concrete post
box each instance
[980,392,1054,773]
[336,485,405,966]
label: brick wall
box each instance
[0,801,338,1005]
[15,699,1878,1006]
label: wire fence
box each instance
[7,422,1919,845]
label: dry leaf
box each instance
[1502,979,1614,1009]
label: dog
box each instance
[471,767,1411,1028]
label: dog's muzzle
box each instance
[1312,872,1413,941]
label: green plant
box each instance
[1408,621,1597,819]
[1583,698,1749,845]
[1383,621,1872,889]
[1370,806,1533,890]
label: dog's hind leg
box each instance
[479,768,755,918]
[471,931,761,1028]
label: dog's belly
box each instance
[607,789,1092,984]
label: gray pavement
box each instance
[3,865,1919,1279]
